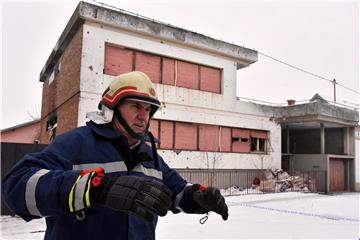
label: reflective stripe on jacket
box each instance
[2,121,188,240]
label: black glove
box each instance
[192,185,228,221]
[92,175,172,222]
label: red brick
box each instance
[176,60,199,90]
[162,58,175,85]
[219,127,231,152]
[149,119,159,139]
[199,125,219,151]
[160,121,174,149]
[200,66,221,93]
[57,94,79,136]
[174,122,197,150]
[40,27,83,143]
[135,51,161,83]
[104,45,133,76]
[40,93,79,144]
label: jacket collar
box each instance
[87,120,159,144]
[87,121,121,139]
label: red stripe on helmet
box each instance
[102,91,150,106]
[105,86,137,101]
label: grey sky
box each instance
[1,1,359,130]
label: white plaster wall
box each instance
[78,22,282,170]
[159,127,281,170]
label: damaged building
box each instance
[37,1,359,193]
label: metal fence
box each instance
[176,169,327,196]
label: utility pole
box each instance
[333,78,337,102]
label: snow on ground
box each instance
[1,192,359,239]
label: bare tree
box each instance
[27,105,41,121]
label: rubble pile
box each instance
[252,169,317,193]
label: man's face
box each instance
[117,99,151,134]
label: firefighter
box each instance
[2,71,228,240]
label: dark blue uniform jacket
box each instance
[2,121,189,240]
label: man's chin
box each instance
[132,128,146,135]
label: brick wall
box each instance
[148,119,268,153]
[39,27,83,143]
[56,93,80,136]
[160,121,174,149]
[104,45,222,93]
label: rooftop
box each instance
[40,1,258,82]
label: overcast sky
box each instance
[1,0,359,130]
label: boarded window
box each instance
[232,129,250,153]
[104,45,223,93]
[219,127,231,152]
[149,119,159,140]
[104,45,133,76]
[176,60,199,90]
[160,121,174,149]
[250,130,268,139]
[199,125,219,151]
[200,66,221,93]
[154,120,268,154]
[135,52,161,83]
[162,58,175,85]
[174,122,198,150]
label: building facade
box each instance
[38,1,281,172]
[37,2,358,192]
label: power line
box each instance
[336,82,360,95]
[258,51,333,83]
[91,0,359,96]
[258,51,360,95]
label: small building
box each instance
[275,98,359,193]
[1,120,41,144]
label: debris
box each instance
[252,169,316,193]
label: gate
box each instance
[1,142,47,215]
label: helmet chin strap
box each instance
[113,109,160,171]
[114,110,148,140]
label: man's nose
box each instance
[137,108,149,120]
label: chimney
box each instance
[287,99,296,106]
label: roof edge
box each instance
[39,1,258,82]
[39,2,84,82]
[1,119,41,133]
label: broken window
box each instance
[231,129,250,153]
[46,115,57,142]
[250,130,268,153]
[250,137,266,152]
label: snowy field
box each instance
[1,192,359,239]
